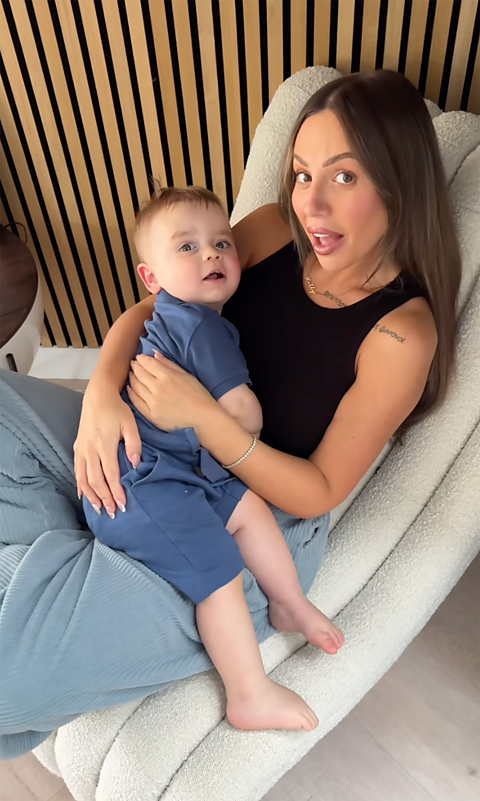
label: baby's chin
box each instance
[161,281,239,308]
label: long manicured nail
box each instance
[131,453,141,468]
[106,506,116,520]
[116,501,126,513]
[92,503,102,515]
[77,489,82,500]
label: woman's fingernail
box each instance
[130,360,135,368]
[116,501,126,513]
[131,453,141,468]
[92,503,102,515]
[106,507,116,520]
[77,489,82,500]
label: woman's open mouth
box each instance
[203,270,226,281]
[308,228,344,256]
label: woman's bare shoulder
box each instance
[232,203,293,269]
[360,296,438,372]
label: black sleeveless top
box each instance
[222,241,425,459]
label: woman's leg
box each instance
[196,574,318,731]
[0,372,209,757]
[0,371,329,757]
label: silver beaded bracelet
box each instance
[221,434,257,470]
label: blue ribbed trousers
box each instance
[0,370,329,758]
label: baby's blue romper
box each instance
[83,290,250,604]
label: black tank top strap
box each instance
[223,242,426,458]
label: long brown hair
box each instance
[279,70,461,433]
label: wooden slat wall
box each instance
[1,0,478,347]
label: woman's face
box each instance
[291,110,389,276]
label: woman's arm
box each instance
[86,295,156,395]
[74,295,156,512]
[232,204,292,269]
[128,301,437,518]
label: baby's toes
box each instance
[303,708,319,730]
[322,636,340,654]
[336,628,345,647]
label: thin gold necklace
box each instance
[303,271,350,308]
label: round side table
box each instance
[0,226,44,373]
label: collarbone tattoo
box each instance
[373,323,406,343]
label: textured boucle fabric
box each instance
[33,66,480,800]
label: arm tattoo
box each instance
[373,323,406,343]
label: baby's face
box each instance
[137,202,241,310]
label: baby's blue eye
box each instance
[179,243,195,252]
[216,240,230,249]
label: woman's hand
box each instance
[127,352,215,431]
[74,388,142,514]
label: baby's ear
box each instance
[137,263,162,294]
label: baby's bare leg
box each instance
[196,574,318,731]
[227,492,344,654]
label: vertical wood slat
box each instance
[404,0,430,88]
[267,0,284,100]
[359,0,381,72]
[218,0,245,200]
[468,40,480,114]
[243,0,264,145]
[314,0,331,69]
[336,0,356,73]
[121,2,167,200]
[425,0,456,104]
[383,0,406,71]
[146,0,186,188]
[196,0,227,205]
[170,0,206,188]
[446,0,478,110]
[291,0,308,76]
[1,0,477,348]
[100,1,152,210]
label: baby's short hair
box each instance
[135,185,225,241]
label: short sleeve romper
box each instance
[83,290,251,604]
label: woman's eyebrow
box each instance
[293,151,354,167]
[323,151,354,167]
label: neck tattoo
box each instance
[304,273,347,308]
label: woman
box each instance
[76,69,458,519]
[0,70,460,757]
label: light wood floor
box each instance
[1,554,478,801]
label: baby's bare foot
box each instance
[269,597,345,654]
[227,678,319,731]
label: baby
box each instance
[84,186,344,732]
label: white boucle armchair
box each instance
[34,66,480,801]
